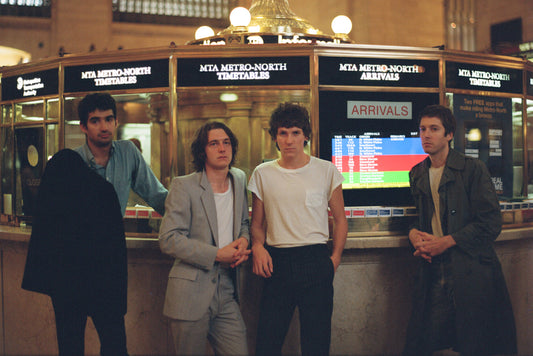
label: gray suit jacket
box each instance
[159,168,250,321]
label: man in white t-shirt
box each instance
[248,103,348,356]
[159,122,251,355]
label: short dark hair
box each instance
[191,121,238,172]
[78,93,117,127]
[418,104,456,136]
[269,103,312,146]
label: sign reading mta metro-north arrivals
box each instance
[1,68,59,101]
[64,59,169,93]
[446,61,522,94]
[318,57,439,87]
[177,56,310,87]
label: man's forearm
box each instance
[330,219,348,261]
[251,228,266,249]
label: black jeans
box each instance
[255,244,334,356]
[51,295,128,356]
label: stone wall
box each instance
[1,230,532,355]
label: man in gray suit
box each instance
[159,121,251,355]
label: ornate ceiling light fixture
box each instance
[188,0,353,45]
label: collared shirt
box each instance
[75,140,168,216]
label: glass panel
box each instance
[1,104,12,124]
[64,92,170,233]
[512,98,524,198]
[526,99,533,197]
[447,92,518,199]
[45,124,59,162]
[46,98,59,121]
[64,95,85,149]
[14,100,44,123]
[14,126,44,218]
[176,89,311,178]
[1,126,14,215]
[64,92,170,205]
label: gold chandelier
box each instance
[188,0,353,45]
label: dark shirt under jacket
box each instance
[22,149,127,315]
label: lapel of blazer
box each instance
[229,168,242,240]
[199,171,219,246]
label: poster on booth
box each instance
[15,127,43,217]
[452,94,512,197]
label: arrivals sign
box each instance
[64,59,169,92]
[177,56,309,87]
[347,101,412,119]
[1,68,58,101]
[318,57,439,87]
[446,61,522,93]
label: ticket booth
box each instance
[1,36,533,356]
[0,45,531,234]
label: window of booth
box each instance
[11,98,58,219]
[0,98,62,220]
[175,88,311,178]
[14,126,43,217]
[527,99,533,197]
[1,104,11,124]
[45,98,59,161]
[0,106,13,217]
[318,90,439,207]
[446,93,524,199]
[512,98,525,198]
[14,100,44,123]
[64,92,170,211]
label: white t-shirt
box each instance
[214,183,234,248]
[248,156,344,248]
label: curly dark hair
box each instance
[191,121,238,172]
[268,103,311,147]
[77,93,117,127]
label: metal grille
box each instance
[0,0,51,17]
[112,0,236,27]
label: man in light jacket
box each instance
[159,121,250,355]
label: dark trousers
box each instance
[255,244,334,356]
[51,295,128,356]
[428,255,457,353]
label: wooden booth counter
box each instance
[0,225,531,356]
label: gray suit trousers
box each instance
[169,267,248,356]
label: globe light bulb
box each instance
[331,15,352,35]
[230,7,251,27]
[219,93,239,102]
[195,26,215,40]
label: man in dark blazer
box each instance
[159,121,251,355]
[22,149,128,355]
[403,105,516,356]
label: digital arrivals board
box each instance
[319,91,438,206]
[332,135,426,189]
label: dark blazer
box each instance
[22,149,127,315]
[404,149,516,355]
[159,168,249,321]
